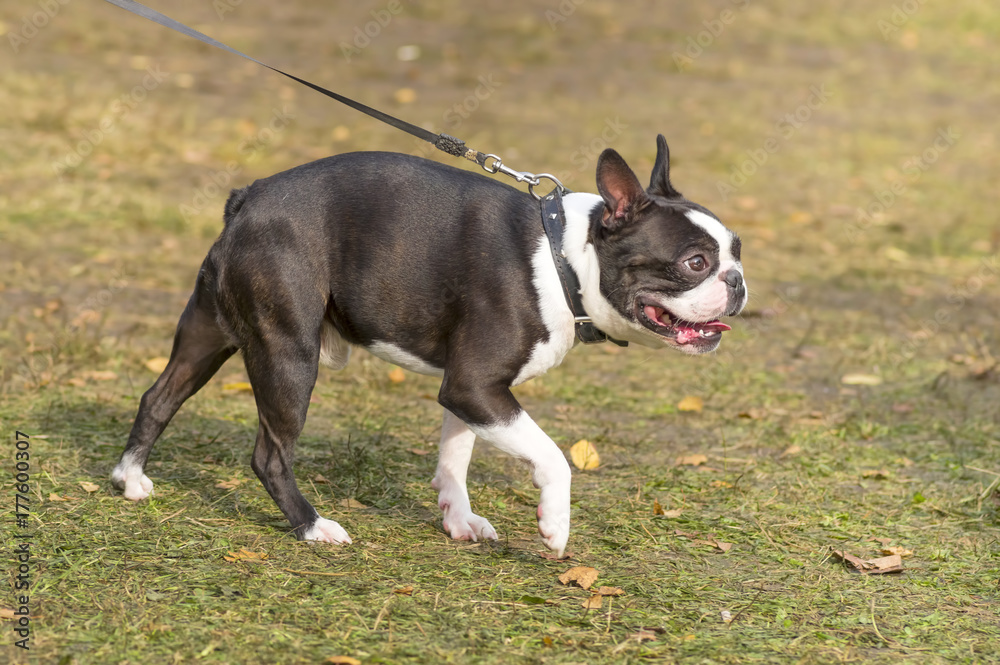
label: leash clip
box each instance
[482,154,566,200]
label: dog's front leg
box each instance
[468,411,572,556]
[439,381,571,556]
[431,409,499,542]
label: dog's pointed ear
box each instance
[596,148,647,230]
[647,134,682,199]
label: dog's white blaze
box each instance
[512,236,576,386]
[432,410,498,542]
[685,209,738,265]
[365,341,444,376]
[318,321,351,370]
[468,410,572,556]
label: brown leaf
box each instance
[880,546,914,557]
[710,480,734,489]
[223,548,268,563]
[630,630,657,642]
[662,508,683,519]
[339,498,369,509]
[393,586,414,595]
[652,499,665,515]
[558,566,599,590]
[714,540,733,553]
[581,595,603,610]
[311,474,330,484]
[738,408,766,420]
[569,439,600,470]
[677,395,704,412]
[594,586,625,596]
[832,550,904,574]
[79,481,100,493]
[215,478,244,490]
[862,469,891,480]
[0,609,16,620]
[780,444,803,457]
[675,454,708,467]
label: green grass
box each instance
[2,0,999,663]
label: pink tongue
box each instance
[674,320,732,344]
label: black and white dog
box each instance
[112,135,746,557]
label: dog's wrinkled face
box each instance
[592,135,747,354]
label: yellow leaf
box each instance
[558,566,599,590]
[324,657,362,665]
[675,454,708,467]
[569,439,600,470]
[388,367,406,384]
[223,548,268,563]
[145,357,170,373]
[652,498,665,515]
[841,373,882,386]
[677,395,704,412]
[215,478,244,490]
[222,381,254,393]
[49,493,73,502]
[581,595,603,610]
[711,480,734,489]
[594,586,625,596]
[79,481,100,493]
[393,586,414,595]
[881,546,914,557]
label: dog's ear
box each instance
[647,134,682,199]
[596,148,647,230]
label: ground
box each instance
[1,0,999,663]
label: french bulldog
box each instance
[112,135,747,556]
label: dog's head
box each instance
[587,135,747,354]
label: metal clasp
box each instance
[481,154,567,200]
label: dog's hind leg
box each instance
[241,323,351,544]
[431,409,499,543]
[113,282,236,500]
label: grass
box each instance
[2,0,999,663]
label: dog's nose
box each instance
[724,270,743,289]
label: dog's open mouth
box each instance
[638,300,731,345]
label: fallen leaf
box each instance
[675,454,708,467]
[558,566,599,590]
[832,550,903,574]
[222,381,253,393]
[677,395,704,412]
[652,498,665,515]
[738,408,766,420]
[630,630,657,642]
[394,87,417,104]
[215,478,244,490]
[312,474,330,484]
[388,367,406,383]
[542,635,554,646]
[81,370,118,381]
[710,480,734,489]
[581,595,603,610]
[569,439,600,470]
[223,549,268,563]
[714,540,733,553]
[662,508,683,518]
[393,586,414,595]
[841,373,882,386]
[862,469,891,480]
[780,444,803,457]
[324,657,362,665]
[594,586,625,596]
[880,546,914,557]
[0,609,15,620]
[145,357,170,373]
[339,498,369,509]
[48,493,74,502]
[79,481,100,493]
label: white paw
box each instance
[537,487,571,557]
[301,516,352,544]
[111,462,154,501]
[442,509,499,542]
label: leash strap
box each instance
[540,191,628,346]
[102,0,485,163]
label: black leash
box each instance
[102,0,557,186]
[540,191,628,346]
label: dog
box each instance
[112,135,747,556]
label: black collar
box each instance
[539,191,628,347]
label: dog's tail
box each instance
[223,187,250,226]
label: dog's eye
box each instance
[685,256,708,272]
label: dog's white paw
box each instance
[302,517,352,544]
[442,509,498,542]
[536,487,571,557]
[111,462,154,501]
